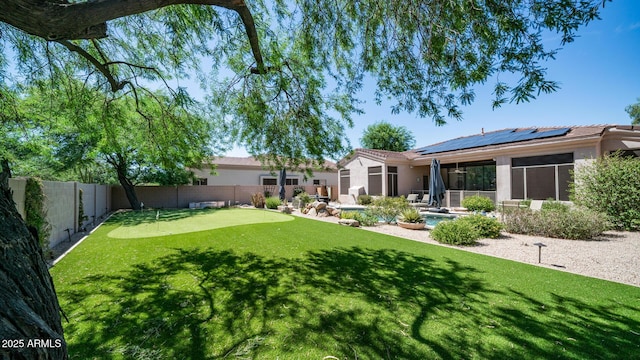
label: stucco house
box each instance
[338,125,640,206]
[190,156,338,188]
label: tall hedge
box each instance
[571,153,640,230]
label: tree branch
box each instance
[1,0,266,71]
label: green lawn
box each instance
[51,208,640,359]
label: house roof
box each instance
[210,156,338,171]
[337,148,420,166]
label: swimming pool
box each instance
[421,213,457,228]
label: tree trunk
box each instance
[113,157,141,211]
[0,159,67,359]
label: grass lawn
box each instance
[51,208,640,359]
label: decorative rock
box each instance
[338,219,360,227]
[308,208,318,216]
[315,202,327,211]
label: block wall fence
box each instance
[8,180,335,249]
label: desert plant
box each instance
[339,210,378,226]
[250,193,266,208]
[430,220,479,245]
[293,186,305,197]
[461,195,495,212]
[357,194,373,205]
[458,215,502,239]
[369,196,410,223]
[265,196,282,209]
[297,192,313,206]
[398,208,424,223]
[502,207,610,240]
[541,199,570,213]
[571,153,640,230]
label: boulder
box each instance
[338,219,360,227]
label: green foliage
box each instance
[297,192,313,205]
[458,215,502,239]
[625,97,640,125]
[369,196,410,223]
[250,193,265,208]
[541,199,570,213]
[51,208,640,359]
[571,153,640,230]
[430,220,479,245]
[78,189,88,229]
[293,187,306,197]
[339,210,378,226]
[399,208,424,224]
[360,121,416,151]
[357,194,373,205]
[502,208,610,240]
[265,196,282,209]
[461,195,495,212]
[24,177,51,253]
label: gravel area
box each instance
[292,211,640,288]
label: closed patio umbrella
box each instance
[279,168,286,201]
[428,158,446,208]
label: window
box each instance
[262,178,277,186]
[441,161,496,191]
[193,178,208,186]
[340,169,350,194]
[368,166,383,195]
[285,178,299,185]
[387,166,398,196]
[511,153,574,200]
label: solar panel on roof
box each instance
[415,127,571,155]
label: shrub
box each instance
[398,208,424,223]
[430,220,479,245]
[541,199,570,213]
[297,192,313,205]
[292,186,305,197]
[265,196,282,209]
[572,153,640,230]
[458,215,503,239]
[250,193,265,208]
[369,196,410,223]
[461,195,495,212]
[357,194,373,205]
[502,207,611,240]
[340,210,378,227]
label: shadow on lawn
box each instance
[59,247,640,359]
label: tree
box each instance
[361,121,416,152]
[625,98,640,125]
[1,1,610,358]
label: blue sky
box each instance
[229,1,640,157]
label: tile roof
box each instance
[211,156,337,170]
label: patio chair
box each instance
[409,194,430,209]
[406,194,419,203]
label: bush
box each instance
[265,196,282,209]
[430,220,479,245]
[292,187,305,197]
[297,192,313,205]
[572,153,640,230]
[461,195,495,212]
[369,196,410,223]
[250,193,265,208]
[357,194,373,205]
[502,207,611,240]
[398,208,424,223]
[458,215,503,239]
[340,210,378,227]
[541,199,570,213]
